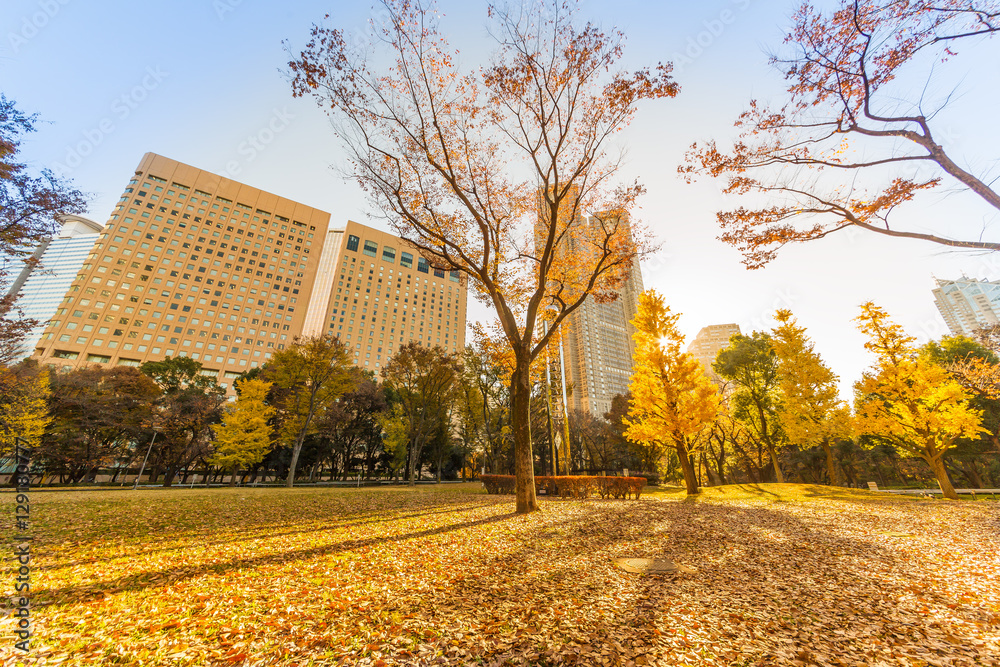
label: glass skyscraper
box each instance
[4,215,103,358]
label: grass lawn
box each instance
[1,483,998,666]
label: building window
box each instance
[363,240,378,257]
[346,235,360,252]
[417,258,429,274]
[382,246,396,263]
[400,251,413,269]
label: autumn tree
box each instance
[315,370,388,480]
[263,334,356,487]
[461,337,513,475]
[854,303,985,499]
[141,356,226,487]
[1,95,86,379]
[625,290,719,495]
[210,378,275,485]
[0,361,49,457]
[682,0,1000,268]
[42,366,159,484]
[383,343,461,486]
[288,0,676,512]
[714,331,787,482]
[771,309,851,485]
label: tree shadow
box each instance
[34,510,517,605]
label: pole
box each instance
[542,320,558,477]
[132,431,157,490]
[557,334,572,475]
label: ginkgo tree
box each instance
[288,0,676,512]
[682,0,1000,268]
[624,290,719,495]
[854,302,985,499]
[771,309,851,485]
[210,378,275,486]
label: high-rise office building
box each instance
[302,219,467,372]
[932,276,1000,336]
[541,206,644,417]
[4,215,104,358]
[687,323,741,385]
[30,153,467,390]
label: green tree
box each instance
[383,343,461,486]
[141,356,226,487]
[714,331,786,482]
[263,334,356,487]
[771,309,851,485]
[854,303,985,499]
[210,378,275,485]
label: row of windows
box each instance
[344,234,460,281]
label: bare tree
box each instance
[288,0,675,511]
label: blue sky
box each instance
[3,0,999,399]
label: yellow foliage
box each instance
[624,290,719,491]
[853,303,984,498]
[0,366,50,457]
[210,378,275,473]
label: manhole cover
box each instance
[613,558,696,574]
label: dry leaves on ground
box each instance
[0,483,997,666]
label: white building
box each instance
[5,215,103,358]
[932,276,1000,336]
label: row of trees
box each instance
[623,289,1000,499]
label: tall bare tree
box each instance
[289,0,675,511]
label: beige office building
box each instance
[932,276,1000,336]
[302,220,467,372]
[687,323,741,384]
[33,153,467,389]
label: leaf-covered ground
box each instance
[2,483,998,666]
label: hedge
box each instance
[481,474,646,499]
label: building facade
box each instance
[302,219,467,372]
[30,153,467,389]
[551,213,645,417]
[687,323,741,385]
[932,276,1000,336]
[5,215,104,358]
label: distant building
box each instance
[535,192,644,416]
[932,276,1000,336]
[29,153,467,391]
[687,323,741,384]
[4,215,104,358]
[301,219,467,373]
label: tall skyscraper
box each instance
[302,219,467,372]
[687,323,741,385]
[541,207,644,417]
[932,276,1000,336]
[4,215,104,358]
[30,153,467,390]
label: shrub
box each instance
[481,475,646,499]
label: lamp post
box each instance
[132,430,158,490]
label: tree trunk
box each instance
[928,455,959,500]
[765,442,784,483]
[676,437,699,495]
[162,467,176,487]
[229,471,237,487]
[822,440,839,486]
[510,359,539,513]
[703,452,722,486]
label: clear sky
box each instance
[3,0,999,399]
